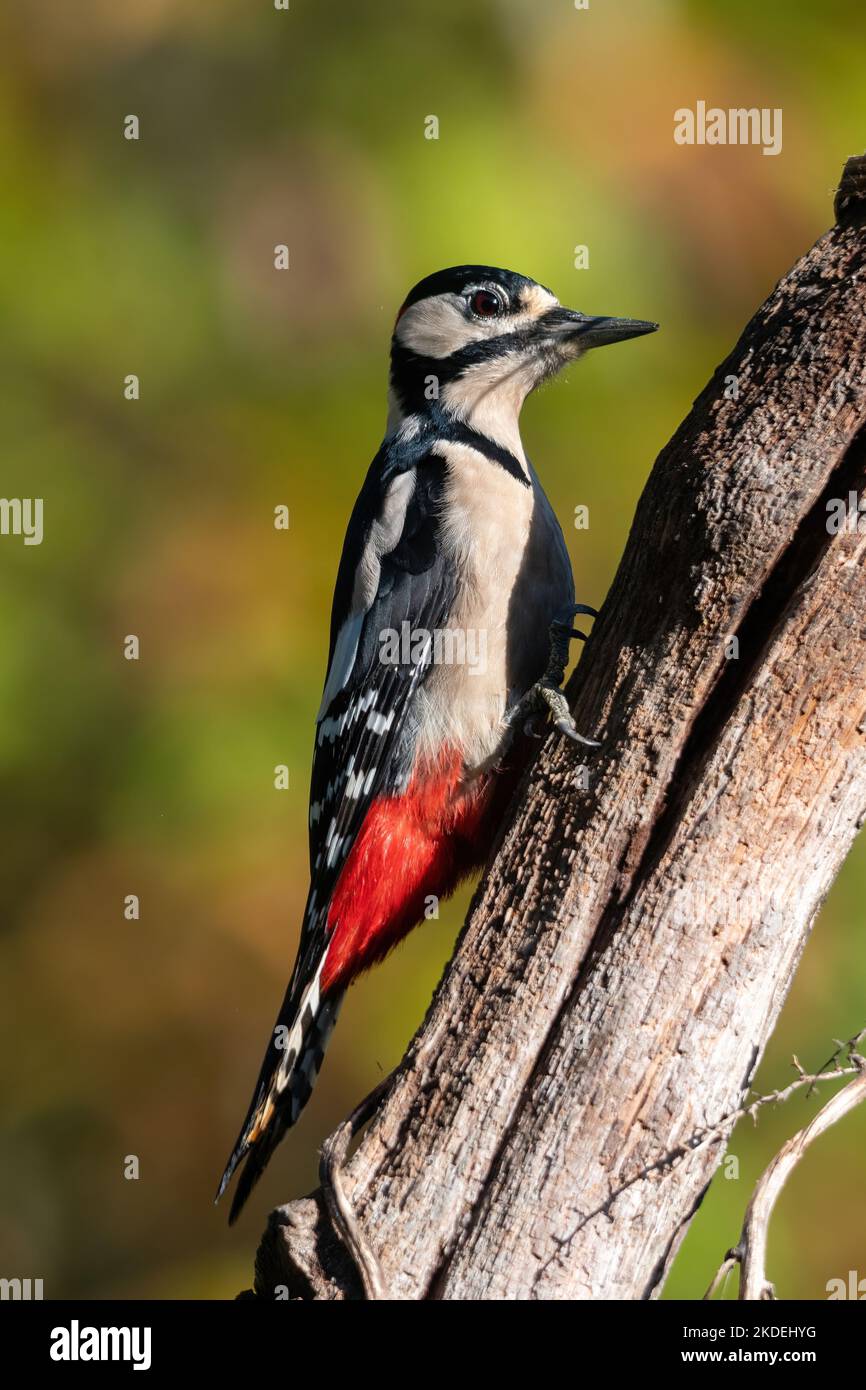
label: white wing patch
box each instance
[316,611,364,720]
[316,469,417,724]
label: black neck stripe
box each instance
[438,417,530,487]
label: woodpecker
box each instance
[217,265,656,1221]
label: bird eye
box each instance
[468,288,505,319]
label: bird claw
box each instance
[517,679,599,748]
[551,602,598,631]
[554,716,601,747]
[514,602,601,748]
[541,682,600,747]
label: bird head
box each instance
[387,264,657,449]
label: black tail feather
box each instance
[227,1123,287,1225]
[216,981,344,1223]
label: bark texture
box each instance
[252,154,866,1300]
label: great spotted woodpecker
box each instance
[217,265,656,1221]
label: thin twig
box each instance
[319,1076,393,1300]
[809,1025,866,1096]
[703,1251,740,1301]
[702,1041,866,1301]
[738,1068,866,1300]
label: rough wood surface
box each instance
[252,154,866,1300]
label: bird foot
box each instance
[517,603,600,747]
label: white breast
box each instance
[413,441,536,778]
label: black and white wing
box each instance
[298,429,456,976]
[216,429,456,1216]
[279,432,457,1070]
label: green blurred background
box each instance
[1,0,864,1300]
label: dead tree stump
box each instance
[250,153,866,1300]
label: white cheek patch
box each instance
[396,286,561,361]
[396,293,486,358]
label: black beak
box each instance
[541,308,658,349]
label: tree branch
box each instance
[249,152,866,1300]
[737,1071,866,1300]
[703,1036,866,1301]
